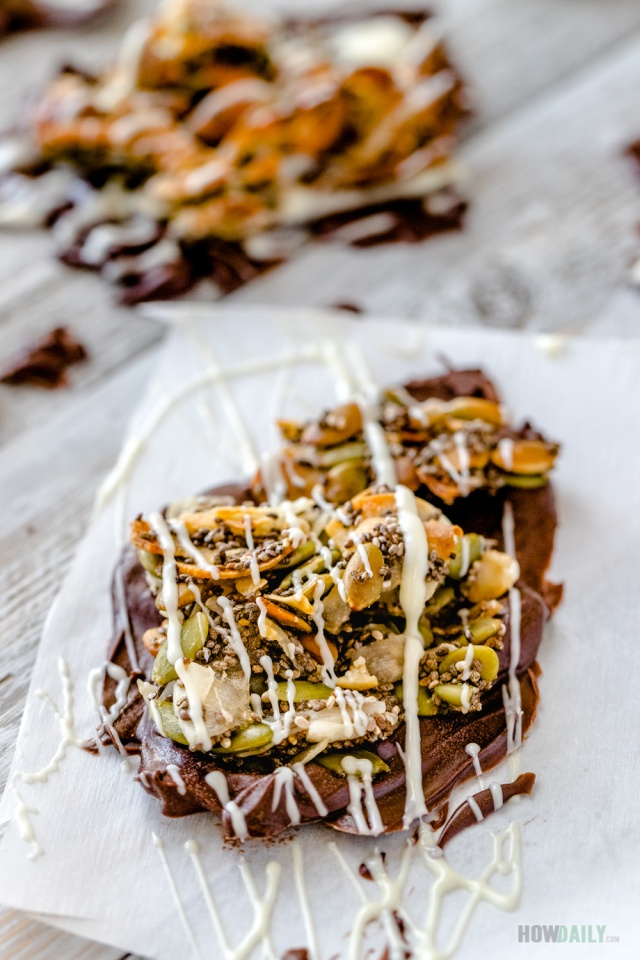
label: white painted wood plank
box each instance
[0,355,158,959]
[0,257,162,447]
[0,910,127,960]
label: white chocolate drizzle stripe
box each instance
[152,834,204,960]
[169,518,220,579]
[395,484,430,827]
[148,511,183,665]
[218,596,252,679]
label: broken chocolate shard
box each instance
[437,771,536,847]
[1,326,87,389]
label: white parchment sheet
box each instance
[0,307,638,960]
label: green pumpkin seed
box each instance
[273,539,317,571]
[426,584,455,614]
[156,699,188,745]
[315,441,368,468]
[394,683,438,716]
[448,533,484,580]
[344,542,385,611]
[279,550,338,590]
[468,617,503,643]
[151,612,208,685]
[211,723,273,755]
[137,548,162,575]
[324,459,369,504]
[318,749,390,777]
[418,617,433,646]
[502,473,549,489]
[434,683,468,706]
[439,644,499,682]
[275,680,333,702]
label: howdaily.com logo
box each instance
[517,925,620,944]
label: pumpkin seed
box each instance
[156,699,188,745]
[211,723,273,754]
[301,402,363,448]
[426,584,455,614]
[448,533,484,580]
[433,683,473,707]
[502,473,549,489]
[152,611,208,685]
[137,548,162,576]
[275,680,333,702]
[344,542,385,611]
[438,644,499,682]
[468,617,503,643]
[394,683,438,715]
[318,749,390,777]
[324,459,369,504]
[315,441,368,468]
[273,539,316,570]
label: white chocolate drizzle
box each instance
[395,484,430,827]
[218,596,252,679]
[170,517,220,579]
[10,658,89,858]
[272,766,301,825]
[291,840,319,960]
[501,502,523,758]
[464,742,485,789]
[342,756,384,836]
[467,795,484,823]
[310,578,337,685]
[166,764,187,796]
[204,770,248,839]
[184,837,283,960]
[148,511,183,665]
[174,658,212,752]
[152,833,204,960]
[291,762,328,817]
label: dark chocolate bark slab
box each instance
[101,370,560,840]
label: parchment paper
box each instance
[0,307,638,960]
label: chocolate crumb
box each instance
[334,302,364,314]
[1,326,88,388]
[359,850,386,880]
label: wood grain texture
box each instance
[0,0,639,956]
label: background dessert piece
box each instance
[0,0,469,303]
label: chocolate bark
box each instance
[102,370,560,840]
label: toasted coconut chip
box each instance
[131,518,295,580]
[261,597,313,633]
[181,505,289,538]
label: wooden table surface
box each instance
[1,0,640,956]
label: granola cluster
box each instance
[133,485,517,769]
[254,393,559,506]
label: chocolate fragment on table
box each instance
[1,325,87,388]
[0,0,116,37]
